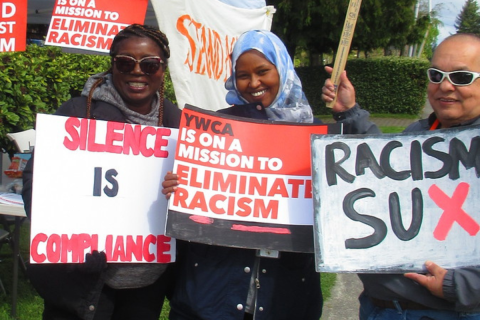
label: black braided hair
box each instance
[110,24,170,62]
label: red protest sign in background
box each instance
[45,0,148,53]
[0,0,27,52]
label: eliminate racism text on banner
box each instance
[45,0,148,53]
[0,0,27,52]
[152,0,275,111]
[30,114,178,264]
[166,105,341,253]
[311,126,480,272]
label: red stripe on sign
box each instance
[189,215,214,224]
[231,224,291,234]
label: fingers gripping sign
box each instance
[404,261,448,298]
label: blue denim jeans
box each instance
[359,293,480,320]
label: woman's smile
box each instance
[234,50,280,108]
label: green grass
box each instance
[370,113,418,119]
[320,273,336,301]
[0,223,43,320]
[379,126,405,133]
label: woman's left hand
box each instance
[162,171,179,200]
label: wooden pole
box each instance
[326,0,363,108]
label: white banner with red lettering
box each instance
[30,114,178,264]
[152,0,275,111]
[1,0,27,52]
[45,0,148,53]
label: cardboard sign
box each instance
[30,114,178,264]
[311,125,480,272]
[166,105,341,252]
[0,0,27,52]
[152,0,275,111]
[45,0,148,53]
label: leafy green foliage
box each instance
[296,57,430,115]
[0,45,106,156]
[0,45,176,157]
[268,0,435,61]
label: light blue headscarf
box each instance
[225,30,314,123]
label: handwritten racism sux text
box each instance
[325,136,480,249]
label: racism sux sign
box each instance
[311,125,480,272]
[166,105,341,253]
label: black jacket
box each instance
[170,104,321,320]
[22,96,181,320]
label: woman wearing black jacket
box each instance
[22,24,181,320]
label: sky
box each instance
[433,0,465,43]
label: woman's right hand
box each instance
[162,171,179,200]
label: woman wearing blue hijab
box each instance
[225,30,314,123]
[164,30,378,320]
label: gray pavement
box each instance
[321,273,363,320]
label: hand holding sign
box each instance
[404,261,447,298]
[162,171,179,200]
[322,66,357,112]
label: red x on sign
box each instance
[429,183,480,241]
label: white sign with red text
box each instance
[30,114,178,264]
[152,0,275,111]
[0,0,27,52]
[45,0,148,53]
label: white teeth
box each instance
[251,90,266,97]
[129,82,146,88]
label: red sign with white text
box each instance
[0,0,27,52]
[45,0,148,53]
[166,105,341,253]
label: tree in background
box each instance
[267,0,318,58]
[354,0,418,57]
[455,0,480,34]
[415,1,442,59]
[267,0,438,65]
